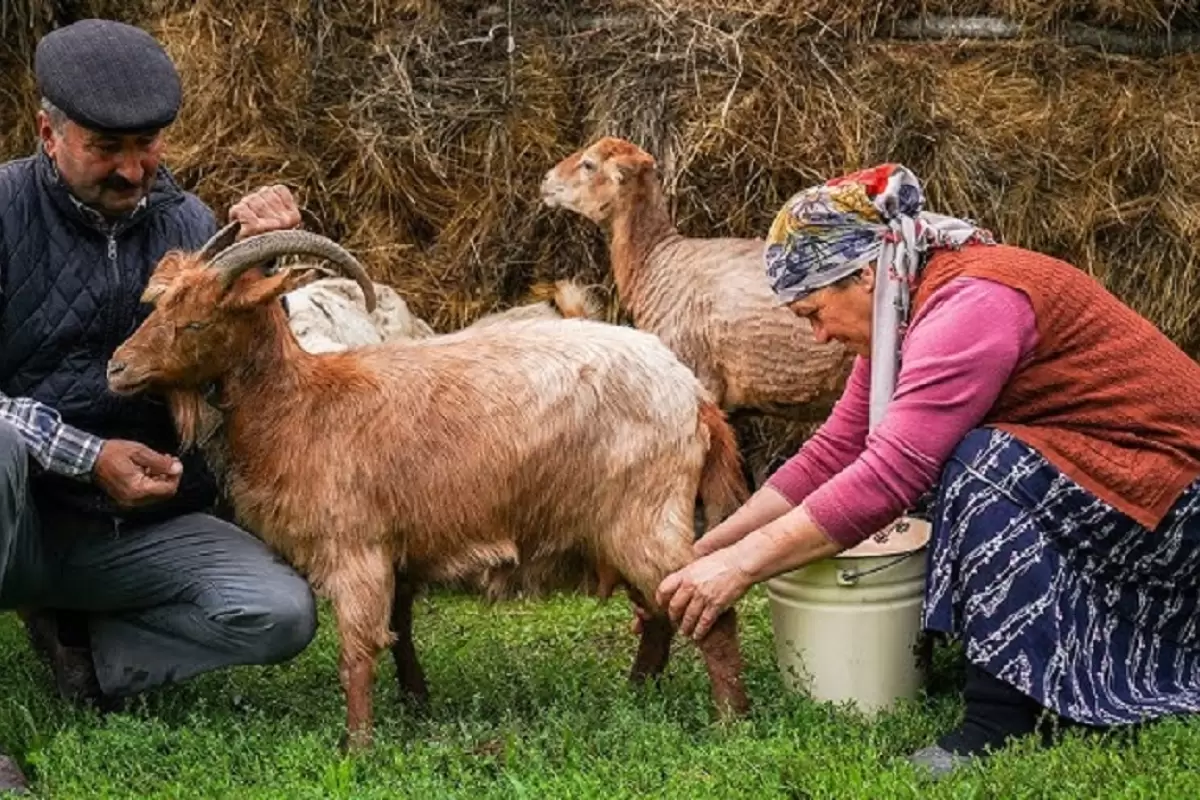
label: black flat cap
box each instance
[35,18,181,134]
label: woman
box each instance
[653,163,1200,776]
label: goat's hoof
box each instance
[714,692,752,720]
[397,688,431,717]
[338,727,373,753]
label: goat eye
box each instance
[183,321,208,332]
[580,160,596,172]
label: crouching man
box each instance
[0,19,316,793]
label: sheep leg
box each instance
[389,572,429,710]
[330,555,395,751]
[627,590,673,683]
[695,608,751,718]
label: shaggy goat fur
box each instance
[541,136,854,420]
[109,233,751,748]
[175,275,605,497]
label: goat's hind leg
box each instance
[390,570,429,712]
[627,589,674,685]
[696,608,750,719]
[329,553,396,751]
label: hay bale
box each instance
[2,1,1197,470]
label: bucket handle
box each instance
[836,551,920,586]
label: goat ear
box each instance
[142,251,194,305]
[221,266,327,310]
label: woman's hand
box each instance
[654,550,754,641]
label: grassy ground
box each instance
[2,586,1199,799]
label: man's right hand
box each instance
[91,440,182,508]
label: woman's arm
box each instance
[659,277,1040,639]
[694,355,872,556]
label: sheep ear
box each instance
[607,152,656,183]
[221,266,327,309]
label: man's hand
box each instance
[92,440,182,508]
[228,184,302,240]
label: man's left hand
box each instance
[228,184,302,240]
[654,550,754,641]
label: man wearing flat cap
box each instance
[0,18,317,791]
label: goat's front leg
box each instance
[390,571,429,711]
[329,553,395,751]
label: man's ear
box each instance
[221,266,328,310]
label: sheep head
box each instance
[540,136,657,223]
[107,224,376,396]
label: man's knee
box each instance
[0,421,27,485]
[218,567,317,665]
[259,574,318,663]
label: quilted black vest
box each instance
[0,148,219,523]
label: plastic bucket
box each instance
[765,516,931,716]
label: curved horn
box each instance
[209,230,377,313]
[196,221,241,262]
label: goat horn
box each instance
[208,230,377,313]
[196,221,241,262]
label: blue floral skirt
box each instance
[923,427,1200,726]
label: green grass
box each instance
[3,586,1200,798]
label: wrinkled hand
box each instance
[692,533,722,559]
[630,537,718,635]
[92,440,182,508]
[654,551,754,641]
[228,184,302,240]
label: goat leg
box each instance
[695,608,751,718]
[627,591,673,683]
[337,644,378,751]
[389,572,429,711]
[330,556,394,751]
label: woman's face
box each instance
[786,265,876,357]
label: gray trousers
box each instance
[0,421,317,697]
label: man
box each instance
[0,19,318,793]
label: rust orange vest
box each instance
[913,244,1200,529]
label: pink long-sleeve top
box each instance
[765,276,1040,548]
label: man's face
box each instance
[39,111,164,218]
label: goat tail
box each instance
[551,279,603,320]
[696,400,750,530]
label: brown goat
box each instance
[108,224,752,749]
[541,136,854,421]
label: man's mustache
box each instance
[101,175,142,192]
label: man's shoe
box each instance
[0,750,29,795]
[18,608,125,713]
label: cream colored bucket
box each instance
[765,516,931,716]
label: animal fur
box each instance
[110,240,751,749]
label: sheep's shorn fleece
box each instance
[283,277,435,352]
[285,275,602,353]
[107,222,752,749]
[541,136,854,420]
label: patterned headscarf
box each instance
[763,164,995,429]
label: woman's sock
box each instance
[937,663,1044,756]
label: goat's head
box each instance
[540,136,657,223]
[107,221,377,396]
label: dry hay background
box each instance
[3,0,1199,476]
